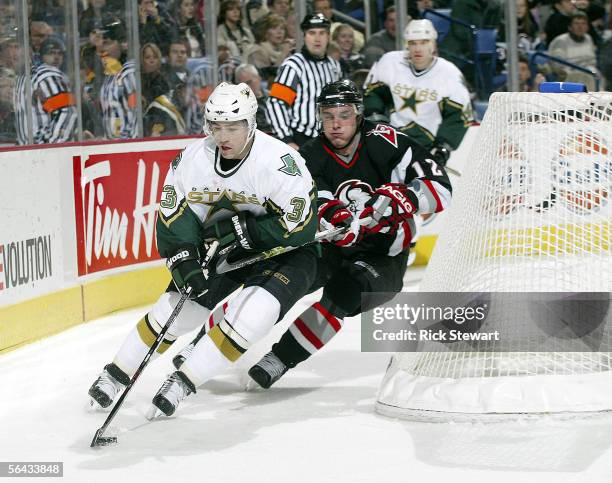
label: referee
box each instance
[14,36,76,145]
[265,13,341,149]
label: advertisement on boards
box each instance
[73,149,179,277]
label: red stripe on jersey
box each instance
[294,318,324,349]
[321,142,361,169]
[423,179,443,213]
[401,220,413,250]
[313,302,341,332]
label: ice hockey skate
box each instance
[88,363,129,409]
[146,372,195,419]
[248,351,289,389]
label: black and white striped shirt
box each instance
[14,63,77,145]
[100,59,137,139]
[265,48,341,144]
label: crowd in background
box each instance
[0,0,611,146]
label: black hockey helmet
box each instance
[300,13,331,32]
[317,80,364,148]
[317,79,364,113]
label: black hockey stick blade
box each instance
[90,428,117,447]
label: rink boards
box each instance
[0,129,474,352]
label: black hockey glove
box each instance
[167,244,208,297]
[203,212,258,251]
[430,142,451,167]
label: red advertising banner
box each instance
[73,149,179,276]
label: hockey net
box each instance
[376,91,612,422]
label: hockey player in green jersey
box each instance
[364,19,472,166]
[88,82,319,417]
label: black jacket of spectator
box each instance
[545,6,572,44]
[140,16,174,56]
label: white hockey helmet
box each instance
[403,19,438,43]
[203,82,258,137]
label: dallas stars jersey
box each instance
[157,129,317,257]
[301,120,452,256]
[364,51,472,150]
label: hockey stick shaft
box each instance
[215,226,346,274]
[90,241,219,447]
[445,165,462,177]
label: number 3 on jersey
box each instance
[287,197,306,222]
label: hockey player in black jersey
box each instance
[246,79,453,388]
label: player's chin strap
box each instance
[215,226,346,274]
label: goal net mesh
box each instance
[376,91,612,421]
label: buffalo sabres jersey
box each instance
[364,51,472,150]
[301,120,452,256]
[157,129,317,257]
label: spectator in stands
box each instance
[548,11,599,91]
[99,19,138,139]
[141,42,170,106]
[332,23,365,77]
[79,0,109,39]
[244,1,269,30]
[286,10,298,40]
[0,67,16,143]
[599,37,612,90]
[30,21,53,66]
[31,0,65,33]
[143,81,187,137]
[408,0,434,20]
[268,0,291,18]
[235,63,273,134]
[217,0,255,58]
[184,57,214,133]
[518,54,545,91]
[574,0,605,47]
[162,37,191,90]
[544,0,575,44]
[217,44,242,82]
[439,0,501,84]
[362,6,398,68]
[0,3,16,39]
[498,0,541,51]
[314,0,365,51]
[138,0,173,55]
[170,0,206,57]
[0,35,21,72]
[244,14,294,81]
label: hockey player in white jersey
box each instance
[88,82,318,417]
[364,19,472,166]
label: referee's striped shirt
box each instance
[265,47,341,144]
[100,59,137,139]
[14,64,77,145]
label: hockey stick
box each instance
[445,165,462,178]
[215,226,346,274]
[90,241,219,448]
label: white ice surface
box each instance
[2,267,612,482]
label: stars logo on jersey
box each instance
[366,124,398,148]
[171,152,183,171]
[400,90,424,115]
[279,153,302,177]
